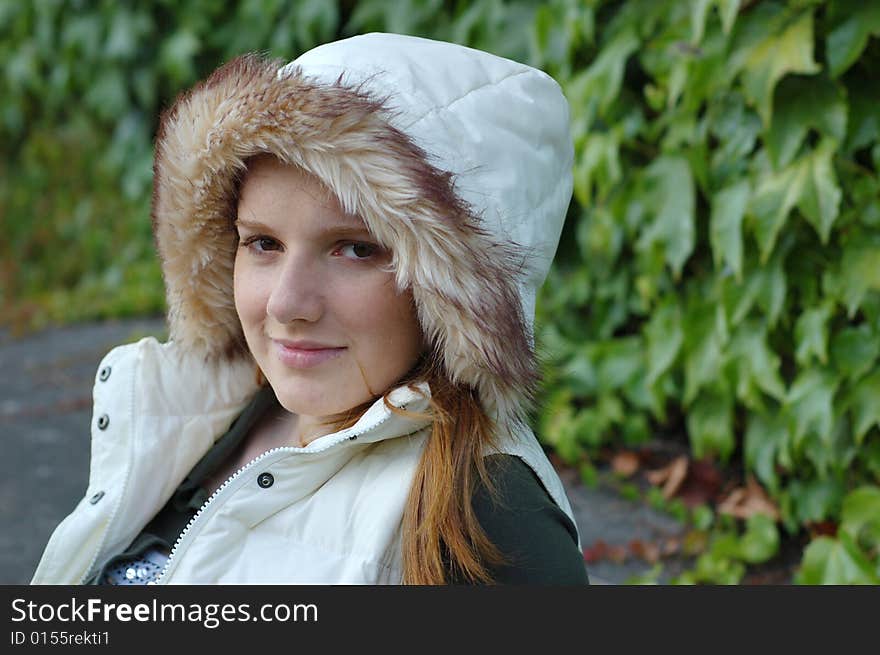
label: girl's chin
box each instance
[270,385,371,418]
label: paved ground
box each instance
[1,318,689,585]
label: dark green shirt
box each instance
[89,387,588,585]
[467,453,589,584]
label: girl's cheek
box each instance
[235,268,271,317]
[329,279,377,321]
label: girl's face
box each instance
[234,156,424,423]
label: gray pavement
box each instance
[1,318,687,584]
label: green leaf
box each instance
[766,75,847,168]
[823,238,880,316]
[796,140,842,244]
[573,132,622,207]
[622,413,650,447]
[708,531,742,560]
[796,534,879,584]
[800,418,854,480]
[709,180,749,281]
[848,371,880,443]
[104,8,153,61]
[596,393,625,427]
[827,238,880,318]
[738,514,780,564]
[831,325,879,380]
[750,140,841,259]
[754,249,788,328]
[624,565,663,585]
[560,348,598,396]
[60,13,103,61]
[539,388,575,446]
[745,411,791,492]
[846,76,880,152]
[579,406,614,448]
[690,0,711,46]
[788,478,845,525]
[717,0,741,36]
[691,548,745,584]
[684,301,728,404]
[826,2,880,77]
[865,441,880,482]
[839,486,880,551]
[687,390,735,461]
[82,70,128,122]
[741,11,820,126]
[579,461,598,488]
[728,320,786,406]
[538,389,588,463]
[576,206,623,265]
[596,337,644,392]
[786,369,838,451]
[293,0,339,51]
[159,30,200,85]
[691,504,715,531]
[645,299,683,384]
[636,156,695,278]
[132,67,157,110]
[750,161,804,261]
[565,28,639,127]
[707,92,762,184]
[794,303,833,366]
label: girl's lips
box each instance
[273,341,346,369]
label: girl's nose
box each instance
[266,255,323,324]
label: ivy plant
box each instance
[534,0,880,582]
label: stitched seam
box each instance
[406,69,533,128]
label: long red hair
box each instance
[329,352,507,584]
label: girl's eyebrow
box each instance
[235,218,373,239]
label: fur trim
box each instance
[152,54,538,428]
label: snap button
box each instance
[97,414,109,430]
[257,472,274,489]
[99,366,111,381]
[89,491,105,504]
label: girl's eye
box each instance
[338,242,379,260]
[242,236,280,253]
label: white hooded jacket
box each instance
[32,33,577,584]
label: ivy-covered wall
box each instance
[2,0,878,582]
[534,0,880,583]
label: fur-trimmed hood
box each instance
[152,32,573,428]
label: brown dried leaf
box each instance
[689,458,723,488]
[611,451,640,477]
[660,536,681,557]
[662,456,689,499]
[677,458,723,506]
[582,540,609,563]
[718,488,745,512]
[807,520,838,538]
[645,465,668,486]
[717,476,780,521]
[628,539,661,564]
[607,544,628,564]
[645,455,689,499]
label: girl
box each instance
[32,33,587,585]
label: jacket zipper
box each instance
[151,410,401,584]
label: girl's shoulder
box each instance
[470,454,589,585]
